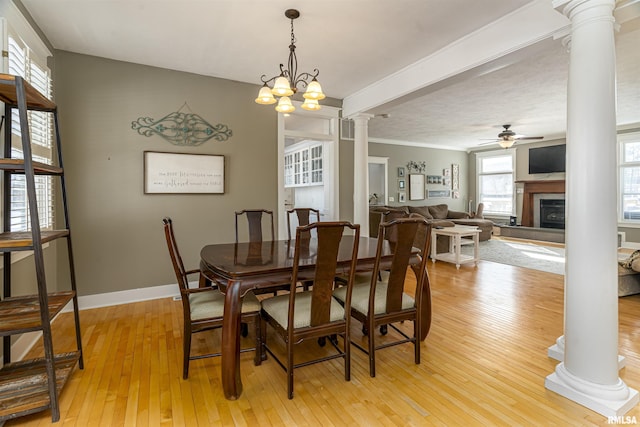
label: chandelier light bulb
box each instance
[275,96,295,113]
[301,98,321,111]
[255,84,277,105]
[303,79,325,101]
[272,76,294,97]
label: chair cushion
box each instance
[189,289,260,321]
[261,291,346,329]
[333,278,414,316]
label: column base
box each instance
[545,363,639,417]
[548,336,626,369]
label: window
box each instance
[476,150,515,216]
[619,132,640,223]
[6,35,54,231]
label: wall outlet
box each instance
[389,196,395,202]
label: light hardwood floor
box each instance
[7,246,640,426]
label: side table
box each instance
[431,225,480,269]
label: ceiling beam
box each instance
[342,0,570,118]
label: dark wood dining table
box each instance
[200,236,431,400]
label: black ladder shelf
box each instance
[0,74,83,423]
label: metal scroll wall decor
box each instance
[131,103,232,146]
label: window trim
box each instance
[618,131,640,226]
[475,148,516,217]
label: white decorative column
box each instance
[545,0,639,417]
[351,114,373,235]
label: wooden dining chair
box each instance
[260,221,360,399]
[286,207,320,240]
[333,216,432,377]
[235,209,274,243]
[163,217,263,379]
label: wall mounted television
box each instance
[528,144,566,174]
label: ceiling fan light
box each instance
[275,96,295,113]
[303,79,326,100]
[498,139,515,149]
[301,98,321,111]
[255,85,277,105]
[272,76,294,97]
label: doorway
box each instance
[368,156,388,206]
[277,104,341,239]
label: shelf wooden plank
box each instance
[0,352,79,421]
[0,159,63,175]
[0,230,70,250]
[0,291,75,336]
[0,73,56,112]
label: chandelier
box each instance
[254,9,325,113]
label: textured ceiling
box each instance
[20,0,640,151]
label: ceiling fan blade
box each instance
[515,136,544,140]
[478,140,499,145]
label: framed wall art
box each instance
[428,189,451,199]
[144,151,225,194]
[409,174,425,200]
[399,192,406,202]
[398,179,405,189]
[452,163,460,190]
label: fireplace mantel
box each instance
[516,180,565,227]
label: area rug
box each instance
[461,238,565,275]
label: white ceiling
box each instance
[20,0,640,151]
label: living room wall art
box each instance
[407,160,426,174]
[452,163,460,190]
[428,189,451,199]
[409,174,425,200]
[132,103,232,146]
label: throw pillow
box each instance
[408,206,433,219]
[428,204,449,219]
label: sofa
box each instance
[369,204,494,254]
[369,204,493,240]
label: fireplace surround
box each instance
[516,180,565,227]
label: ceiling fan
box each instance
[480,124,544,148]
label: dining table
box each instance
[200,235,431,400]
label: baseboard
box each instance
[5,282,193,363]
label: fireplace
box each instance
[516,180,565,227]
[540,199,565,229]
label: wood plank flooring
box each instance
[7,247,640,426]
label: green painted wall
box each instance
[52,51,281,296]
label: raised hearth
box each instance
[498,225,565,243]
[516,180,565,227]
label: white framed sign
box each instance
[409,174,425,200]
[144,151,225,194]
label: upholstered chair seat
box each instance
[189,290,261,321]
[261,292,346,329]
[334,272,415,316]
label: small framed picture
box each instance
[398,179,405,189]
[398,192,406,202]
[398,167,405,177]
